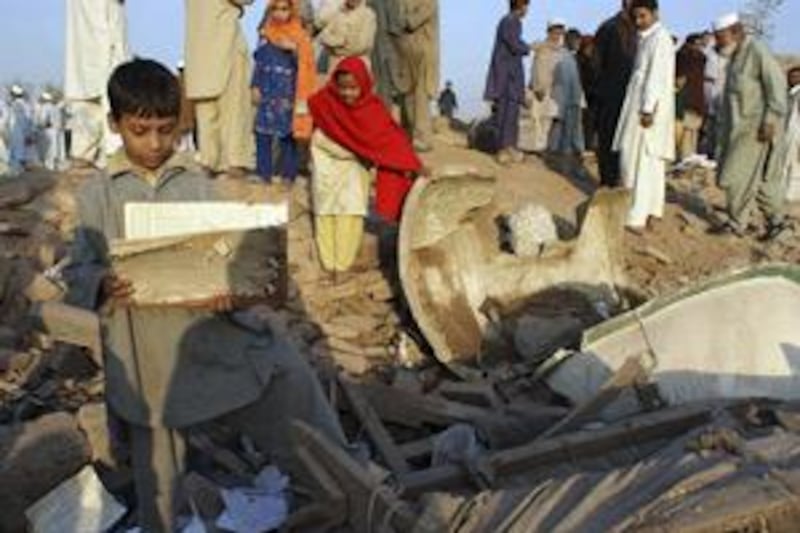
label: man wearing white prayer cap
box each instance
[35,91,65,170]
[713,12,739,32]
[7,85,32,174]
[528,18,568,153]
[711,11,791,241]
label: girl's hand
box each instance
[640,113,654,128]
[276,39,298,52]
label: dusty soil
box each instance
[425,129,800,301]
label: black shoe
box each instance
[760,220,793,242]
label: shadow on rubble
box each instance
[540,152,598,198]
[664,180,721,226]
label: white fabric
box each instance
[703,47,728,115]
[69,100,106,165]
[785,87,800,201]
[313,0,344,30]
[547,18,566,29]
[0,101,10,176]
[548,51,585,154]
[713,12,739,32]
[8,98,33,174]
[35,102,65,170]
[65,0,129,100]
[613,22,675,228]
[65,0,129,166]
[310,130,372,216]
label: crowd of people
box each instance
[486,0,800,240]
[0,86,69,175]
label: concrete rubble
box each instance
[1,164,800,532]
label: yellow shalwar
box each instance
[311,130,372,272]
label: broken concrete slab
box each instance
[547,265,800,410]
[398,173,629,371]
[34,302,101,363]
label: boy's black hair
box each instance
[631,0,658,10]
[108,58,181,121]
[509,0,529,11]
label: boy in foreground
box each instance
[66,58,347,531]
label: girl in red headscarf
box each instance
[308,56,422,272]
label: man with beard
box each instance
[712,13,789,241]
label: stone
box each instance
[0,413,91,532]
[514,315,585,362]
[76,403,115,467]
[506,204,559,258]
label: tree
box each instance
[743,0,785,41]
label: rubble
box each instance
[0,412,91,532]
[0,138,800,531]
[398,172,629,371]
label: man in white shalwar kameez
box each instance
[35,92,65,171]
[783,67,800,201]
[64,0,129,168]
[7,86,34,175]
[613,0,674,230]
[0,99,10,177]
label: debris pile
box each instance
[2,155,800,532]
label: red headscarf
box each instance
[309,57,422,222]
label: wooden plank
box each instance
[286,446,347,531]
[398,404,714,497]
[359,382,501,429]
[110,229,286,308]
[399,436,436,462]
[339,375,410,476]
[540,356,647,438]
[290,421,428,533]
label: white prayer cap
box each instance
[10,84,24,97]
[41,91,53,102]
[176,59,185,70]
[547,18,567,30]
[713,12,740,32]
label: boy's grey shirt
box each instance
[66,150,276,428]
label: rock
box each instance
[76,403,115,467]
[514,315,584,362]
[0,412,91,532]
[636,245,673,266]
[24,273,64,303]
[506,204,559,258]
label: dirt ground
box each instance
[425,129,800,301]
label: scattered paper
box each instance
[124,202,289,240]
[215,466,289,533]
[25,465,127,533]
